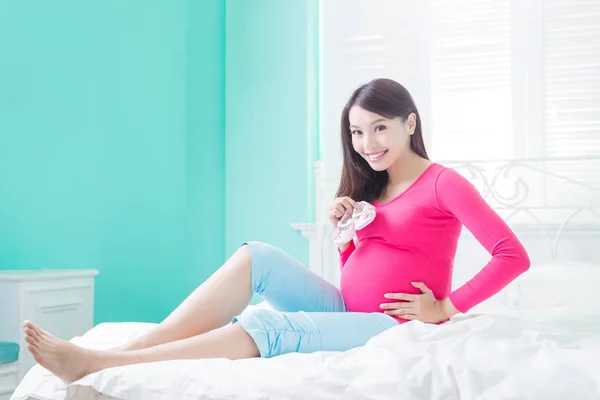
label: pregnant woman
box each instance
[23,78,530,384]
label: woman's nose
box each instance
[363,134,377,150]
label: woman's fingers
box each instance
[384,293,418,301]
[334,204,346,217]
[399,314,417,320]
[341,199,354,213]
[384,309,417,317]
[328,204,344,217]
[336,197,355,214]
[411,282,433,294]
[343,197,357,207]
[380,302,415,314]
[379,301,412,310]
[328,197,357,226]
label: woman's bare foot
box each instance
[23,320,100,384]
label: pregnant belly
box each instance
[339,241,430,313]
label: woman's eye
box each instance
[351,130,362,135]
[374,125,387,132]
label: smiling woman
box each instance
[19,78,529,387]
[328,78,529,323]
[337,79,430,204]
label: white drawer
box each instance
[0,269,98,380]
[0,362,18,400]
[21,278,94,342]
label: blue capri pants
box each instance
[232,241,399,358]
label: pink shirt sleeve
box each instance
[435,168,530,313]
[339,240,356,268]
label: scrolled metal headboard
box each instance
[433,156,600,260]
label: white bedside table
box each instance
[0,269,99,383]
[0,361,18,400]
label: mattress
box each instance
[11,306,600,400]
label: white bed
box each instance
[12,158,600,399]
[11,303,600,400]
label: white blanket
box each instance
[11,307,600,400]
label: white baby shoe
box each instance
[333,201,376,245]
[352,201,377,230]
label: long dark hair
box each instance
[335,78,429,202]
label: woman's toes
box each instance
[31,323,43,335]
[24,334,36,346]
[27,344,39,357]
[25,327,37,338]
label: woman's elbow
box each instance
[516,246,531,273]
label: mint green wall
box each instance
[186,0,226,298]
[0,0,316,324]
[225,0,318,265]
[0,1,226,324]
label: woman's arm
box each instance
[435,168,531,313]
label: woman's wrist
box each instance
[337,241,351,252]
[440,297,460,320]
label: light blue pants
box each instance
[232,241,399,358]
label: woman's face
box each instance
[348,106,416,171]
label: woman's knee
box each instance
[240,241,296,295]
[236,241,253,260]
[236,241,266,296]
[228,242,254,276]
[242,241,300,272]
[227,323,261,359]
[237,241,272,268]
[232,308,315,358]
[239,241,345,313]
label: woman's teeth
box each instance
[367,151,386,161]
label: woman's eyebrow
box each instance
[350,118,386,129]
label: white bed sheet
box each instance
[11,307,600,400]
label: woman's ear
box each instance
[405,113,417,135]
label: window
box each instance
[318,0,600,206]
[430,0,600,164]
[431,0,513,161]
[544,0,600,159]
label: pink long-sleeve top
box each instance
[339,163,530,322]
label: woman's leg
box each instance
[23,320,258,384]
[233,309,399,358]
[22,240,349,382]
[116,244,254,351]
[111,241,345,351]
[23,310,398,384]
[240,241,346,313]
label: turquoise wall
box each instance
[0,0,316,323]
[225,0,318,265]
[0,0,226,324]
[186,0,226,299]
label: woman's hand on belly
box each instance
[379,282,459,323]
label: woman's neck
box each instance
[386,151,431,186]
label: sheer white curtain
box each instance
[430,0,513,161]
[319,0,600,203]
[430,0,600,161]
[543,0,600,159]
